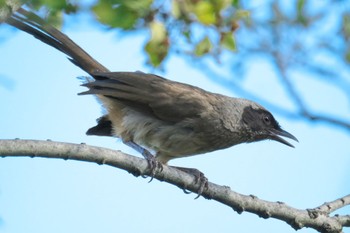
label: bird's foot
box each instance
[141,149,163,182]
[123,140,163,181]
[171,166,209,199]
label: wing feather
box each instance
[81,71,213,122]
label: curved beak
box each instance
[268,128,299,148]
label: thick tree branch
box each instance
[0,139,348,233]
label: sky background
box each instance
[0,2,350,233]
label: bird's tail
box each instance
[6,7,109,76]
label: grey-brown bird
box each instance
[6,8,298,193]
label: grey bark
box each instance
[0,139,349,233]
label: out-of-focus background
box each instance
[0,1,349,232]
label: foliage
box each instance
[22,0,247,66]
[7,0,350,130]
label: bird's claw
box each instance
[142,150,163,182]
[192,170,209,199]
[172,166,209,199]
[182,188,192,194]
[123,141,163,181]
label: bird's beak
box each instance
[268,128,299,148]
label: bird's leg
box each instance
[123,140,163,181]
[170,166,209,199]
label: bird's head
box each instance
[241,106,298,147]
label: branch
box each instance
[0,139,348,233]
[273,51,308,114]
[272,51,350,131]
[308,195,350,217]
[191,59,300,119]
[336,215,350,227]
[301,112,350,131]
[191,58,350,131]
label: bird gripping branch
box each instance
[6,7,298,195]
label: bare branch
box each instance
[191,60,300,119]
[302,112,350,131]
[308,195,350,217]
[191,59,350,131]
[0,139,348,233]
[274,54,350,130]
[335,215,350,227]
[273,51,308,113]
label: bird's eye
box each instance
[263,116,271,125]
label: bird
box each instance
[6,7,298,195]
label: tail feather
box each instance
[6,8,109,76]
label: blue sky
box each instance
[0,6,349,233]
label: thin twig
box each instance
[272,51,350,131]
[301,112,350,130]
[273,51,308,113]
[192,59,350,130]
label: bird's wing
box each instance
[79,72,213,122]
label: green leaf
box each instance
[28,0,45,10]
[172,0,181,18]
[145,38,169,67]
[43,0,67,10]
[46,10,63,28]
[123,0,153,11]
[92,1,137,29]
[194,36,212,56]
[345,47,350,63]
[235,9,250,19]
[296,0,307,26]
[63,3,79,14]
[342,14,350,39]
[211,0,231,11]
[145,21,169,66]
[0,0,5,7]
[297,0,305,14]
[231,0,240,8]
[149,21,167,42]
[194,1,216,25]
[92,1,117,26]
[221,33,236,51]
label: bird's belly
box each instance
[144,125,237,163]
[120,110,238,163]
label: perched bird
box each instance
[6,8,298,194]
